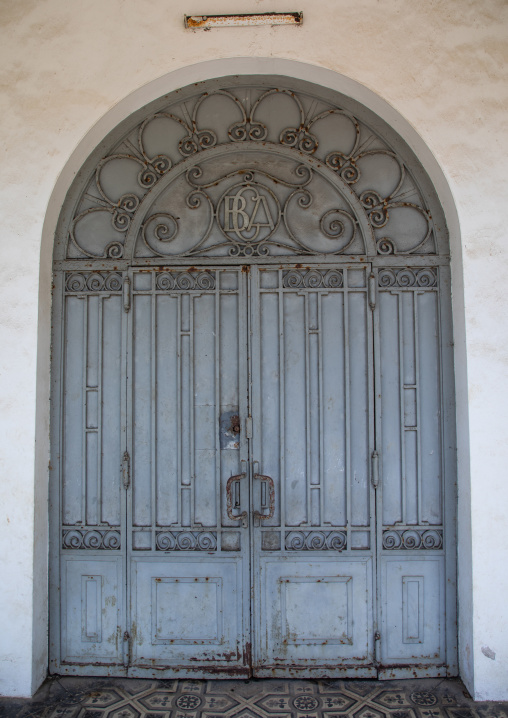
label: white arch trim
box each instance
[36,57,472,694]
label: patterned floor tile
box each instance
[1,678,507,718]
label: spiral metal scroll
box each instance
[65,272,123,292]
[285,530,347,551]
[378,268,437,288]
[156,531,217,551]
[155,271,215,291]
[62,529,121,550]
[283,269,343,288]
[382,529,443,550]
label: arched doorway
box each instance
[50,75,456,679]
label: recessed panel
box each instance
[151,577,222,643]
[61,557,123,664]
[258,557,372,665]
[131,557,245,667]
[281,576,352,644]
[381,556,444,664]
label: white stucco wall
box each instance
[0,0,507,700]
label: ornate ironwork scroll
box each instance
[156,531,217,551]
[65,85,438,260]
[382,529,443,550]
[62,529,121,549]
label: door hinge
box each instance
[122,451,130,489]
[123,275,131,313]
[371,450,379,489]
[245,416,253,440]
[374,630,381,641]
[368,272,376,310]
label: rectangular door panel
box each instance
[250,266,375,675]
[52,274,127,674]
[379,556,446,677]
[130,557,245,673]
[60,556,124,666]
[128,269,250,676]
[375,267,450,676]
[255,556,374,676]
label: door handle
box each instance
[254,473,275,521]
[226,473,248,527]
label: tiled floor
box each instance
[1,678,507,718]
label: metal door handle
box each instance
[226,473,248,527]
[254,473,275,521]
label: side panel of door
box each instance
[374,264,456,677]
[127,268,251,677]
[249,265,376,677]
[50,271,127,673]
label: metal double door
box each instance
[55,259,452,678]
[126,262,375,677]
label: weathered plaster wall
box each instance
[0,0,507,699]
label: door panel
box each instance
[250,266,376,675]
[375,267,449,676]
[127,268,250,676]
[54,275,126,671]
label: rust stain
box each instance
[243,641,252,667]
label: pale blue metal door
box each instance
[126,267,251,676]
[250,265,375,677]
[50,77,456,679]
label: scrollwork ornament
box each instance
[66,273,86,292]
[176,273,194,290]
[378,268,436,289]
[319,209,357,253]
[103,531,121,549]
[62,529,121,550]
[402,530,421,549]
[416,268,437,287]
[285,530,347,550]
[382,528,442,549]
[66,272,123,293]
[62,530,83,549]
[87,273,105,292]
[66,85,438,259]
[421,529,443,549]
[176,532,197,550]
[361,190,388,228]
[325,531,347,550]
[142,212,179,255]
[156,532,176,551]
[397,269,416,287]
[197,532,217,550]
[104,274,122,292]
[306,531,326,549]
[155,530,217,551]
[156,272,175,290]
[377,238,395,255]
[323,269,344,287]
[304,269,324,288]
[382,530,402,549]
[378,269,397,287]
[283,270,304,288]
[325,153,360,184]
[285,531,306,550]
[83,530,103,549]
[196,272,215,290]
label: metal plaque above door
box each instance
[50,76,456,679]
